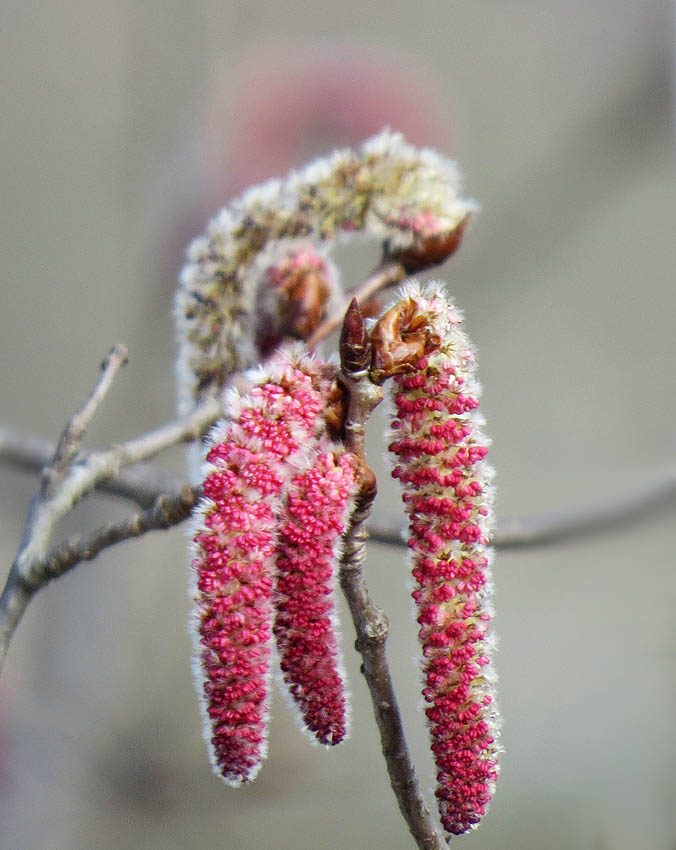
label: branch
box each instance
[367,468,676,549]
[0,348,222,674]
[46,344,129,492]
[38,485,198,582]
[306,258,406,348]
[0,426,186,508]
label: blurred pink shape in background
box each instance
[161,40,456,282]
[208,39,454,200]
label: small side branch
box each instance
[40,485,198,582]
[0,348,222,674]
[306,258,406,348]
[0,428,188,508]
[46,344,128,493]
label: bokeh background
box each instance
[2,2,676,849]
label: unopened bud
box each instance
[340,298,371,375]
[387,213,470,273]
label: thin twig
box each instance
[306,258,406,348]
[38,485,198,582]
[0,427,186,508]
[0,485,200,675]
[46,344,129,493]
[341,492,446,850]
[0,345,128,672]
[0,351,222,673]
[368,468,676,550]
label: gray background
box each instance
[1,2,675,849]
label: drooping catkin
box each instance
[273,448,356,746]
[385,282,500,835]
[189,346,340,784]
[175,130,475,413]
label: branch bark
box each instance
[39,486,197,581]
[46,344,129,492]
[341,488,447,850]
[0,349,222,674]
[367,470,676,549]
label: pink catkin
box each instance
[190,346,336,785]
[273,450,355,745]
[387,283,500,835]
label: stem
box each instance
[0,350,221,675]
[46,344,128,493]
[306,258,406,348]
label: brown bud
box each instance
[324,380,349,441]
[339,298,371,375]
[370,298,440,384]
[387,213,470,273]
[354,457,377,503]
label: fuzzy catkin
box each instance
[386,282,500,835]
[273,450,356,746]
[189,346,339,785]
[175,129,476,413]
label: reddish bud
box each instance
[388,213,470,273]
[340,298,371,374]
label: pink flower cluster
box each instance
[190,346,353,785]
[274,450,355,745]
[387,283,500,835]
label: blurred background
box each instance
[1,2,676,849]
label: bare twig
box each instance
[46,344,129,493]
[306,258,406,348]
[0,349,222,673]
[38,485,197,582]
[368,468,676,550]
[0,346,127,672]
[0,485,198,673]
[0,427,186,507]
[341,492,446,850]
